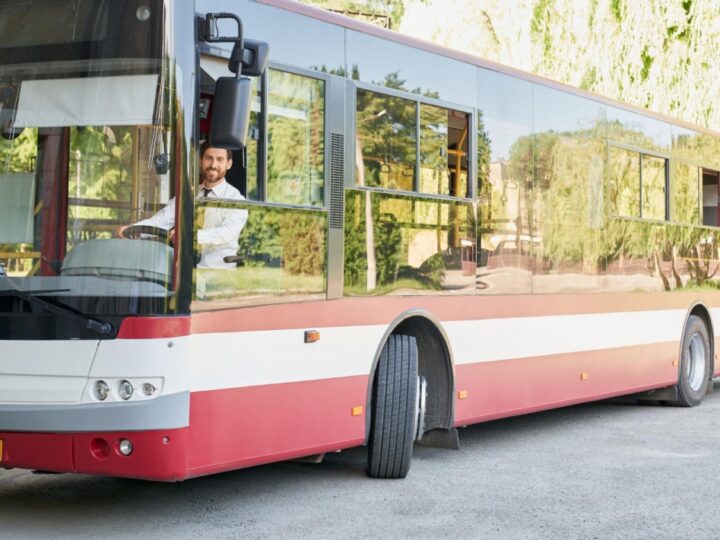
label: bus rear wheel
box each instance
[674,315,712,407]
[367,334,418,479]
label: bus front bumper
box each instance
[0,428,189,481]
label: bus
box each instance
[1,0,719,481]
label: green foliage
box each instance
[640,47,654,82]
[343,193,368,288]
[375,211,402,284]
[236,206,325,277]
[356,85,417,191]
[279,212,326,276]
[0,129,37,172]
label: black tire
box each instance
[367,334,418,479]
[675,315,712,407]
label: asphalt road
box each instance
[2,384,720,539]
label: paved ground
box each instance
[2,384,720,539]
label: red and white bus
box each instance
[1,0,719,481]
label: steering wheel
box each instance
[121,225,172,245]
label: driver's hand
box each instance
[116,225,130,239]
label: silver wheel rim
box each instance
[414,376,427,441]
[686,333,707,393]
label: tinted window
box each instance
[356,89,416,192]
[641,155,666,221]
[344,190,475,295]
[266,70,325,207]
[419,104,469,197]
[346,29,477,106]
[670,161,699,224]
[193,202,327,310]
[609,147,640,218]
[607,106,671,152]
[476,70,533,294]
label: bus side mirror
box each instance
[209,76,252,150]
[229,39,269,77]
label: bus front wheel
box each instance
[675,315,712,407]
[367,334,418,479]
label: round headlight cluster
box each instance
[94,380,110,401]
[118,380,134,400]
[90,378,161,402]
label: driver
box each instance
[118,142,247,269]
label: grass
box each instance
[196,266,324,299]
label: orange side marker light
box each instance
[580,373,589,381]
[351,406,364,416]
[457,390,469,400]
[304,330,320,343]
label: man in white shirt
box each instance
[118,143,248,269]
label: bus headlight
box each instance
[118,380,134,400]
[94,380,110,401]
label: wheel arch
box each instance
[364,309,455,442]
[684,301,715,379]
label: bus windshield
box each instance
[0,0,176,321]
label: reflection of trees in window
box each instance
[609,147,640,218]
[0,128,37,172]
[670,162,699,224]
[641,155,666,221]
[267,70,325,207]
[356,89,416,191]
[673,130,720,172]
[344,190,475,295]
[0,128,38,274]
[67,127,135,244]
[196,204,326,308]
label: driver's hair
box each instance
[200,141,232,160]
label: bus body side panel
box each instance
[185,377,367,478]
[453,342,679,426]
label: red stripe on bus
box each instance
[454,341,679,425]
[190,292,716,334]
[117,316,191,339]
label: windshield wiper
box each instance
[0,289,114,336]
